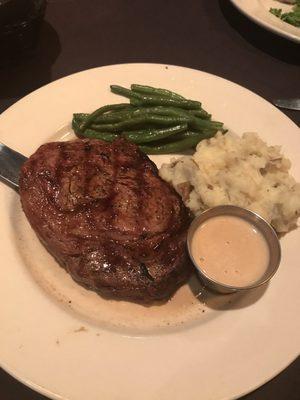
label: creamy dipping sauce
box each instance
[191,215,270,287]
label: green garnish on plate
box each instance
[270,0,300,28]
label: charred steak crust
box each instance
[19,138,192,301]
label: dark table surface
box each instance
[0,1,299,399]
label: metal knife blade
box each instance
[273,98,300,111]
[0,143,27,190]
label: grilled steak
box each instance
[19,138,192,302]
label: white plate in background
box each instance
[230,0,300,43]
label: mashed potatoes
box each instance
[159,132,300,233]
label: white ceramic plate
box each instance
[230,0,300,43]
[0,64,299,400]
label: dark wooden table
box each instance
[0,1,299,399]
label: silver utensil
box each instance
[0,143,27,190]
[273,98,300,111]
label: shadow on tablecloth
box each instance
[0,21,61,106]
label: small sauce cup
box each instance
[187,205,281,294]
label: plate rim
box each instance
[1,352,299,400]
[0,63,299,400]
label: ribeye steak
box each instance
[19,138,192,302]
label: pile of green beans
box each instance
[72,84,226,154]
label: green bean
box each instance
[73,113,130,126]
[110,85,141,99]
[111,85,201,109]
[93,106,189,123]
[130,96,201,110]
[73,113,89,122]
[75,108,188,126]
[79,129,119,141]
[75,110,125,122]
[75,108,218,130]
[94,114,127,124]
[134,106,190,118]
[175,127,227,141]
[188,109,211,120]
[136,107,215,128]
[131,84,185,100]
[107,106,197,123]
[106,105,212,124]
[189,117,223,131]
[174,130,201,138]
[109,106,187,120]
[79,103,133,131]
[174,130,215,140]
[90,115,189,132]
[122,124,188,144]
[74,112,124,125]
[114,106,215,130]
[139,135,203,154]
[76,106,182,125]
[94,107,156,122]
[75,108,149,124]
[72,116,82,135]
[130,107,222,131]
[75,108,188,128]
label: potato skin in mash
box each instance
[159,132,300,233]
